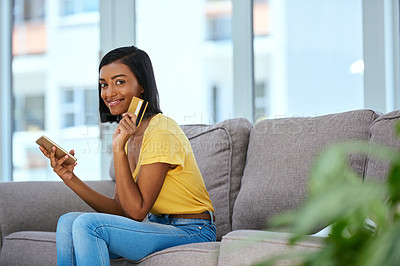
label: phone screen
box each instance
[36,136,77,165]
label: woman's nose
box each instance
[105,85,116,98]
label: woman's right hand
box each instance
[112,112,138,153]
[39,145,77,183]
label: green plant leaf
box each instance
[357,224,400,266]
[388,163,400,205]
[274,183,387,238]
[395,121,400,138]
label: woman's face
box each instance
[99,62,142,115]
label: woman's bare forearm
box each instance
[113,150,145,219]
[64,174,125,216]
[113,150,168,221]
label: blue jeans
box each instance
[56,212,216,266]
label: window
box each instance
[60,0,99,16]
[13,95,45,132]
[13,0,45,24]
[60,88,98,128]
[206,1,232,41]
[136,0,233,124]
[1,0,399,182]
[12,0,46,55]
[254,81,269,120]
[11,0,101,181]
[253,0,364,120]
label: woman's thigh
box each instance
[72,213,213,262]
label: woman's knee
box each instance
[71,213,102,236]
[57,212,85,233]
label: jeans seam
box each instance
[71,245,75,266]
[93,224,184,238]
[96,237,106,266]
[93,223,205,239]
[176,223,216,240]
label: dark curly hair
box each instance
[98,46,162,123]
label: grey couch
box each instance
[1,109,399,266]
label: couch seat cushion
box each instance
[0,231,220,266]
[181,118,252,240]
[365,110,400,182]
[232,109,379,231]
[218,230,323,266]
[112,242,220,265]
[0,231,57,266]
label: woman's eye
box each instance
[100,83,107,88]
[116,80,125,85]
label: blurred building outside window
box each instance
[12,0,101,181]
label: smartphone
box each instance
[127,96,148,127]
[36,135,77,165]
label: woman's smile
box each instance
[108,98,125,107]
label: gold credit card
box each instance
[36,135,77,165]
[127,96,148,127]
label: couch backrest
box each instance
[365,110,400,182]
[232,109,379,231]
[0,181,115,248]
[181,118,252,240]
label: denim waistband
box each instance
[148,211,215,226]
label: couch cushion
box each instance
[0,231,57,266]
[181,118,252,240]
[232,109,379,231]
[0,231,219,266]
[365,110,400,182]
[111,242,220,265]
[218,230,323,265]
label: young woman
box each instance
[38,46,215,266]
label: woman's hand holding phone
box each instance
[38,145,77,183]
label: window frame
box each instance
[98,0,136,180]
[363,0,400,111]
[0,0,13,182]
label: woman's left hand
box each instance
[112,112,137,152]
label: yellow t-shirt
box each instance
[129,113,214,215]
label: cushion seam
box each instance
[4,237,55,244]
[222,237,323,248]
[217,127,234,232]
[377,116,400,121]
[0,220,2,249]
[370,114,400,125]
[185,126,230,141]
[129,246,220,263]
[363,111,380,181]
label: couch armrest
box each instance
[0,180,115,248]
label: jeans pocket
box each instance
[199,223,217,242]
